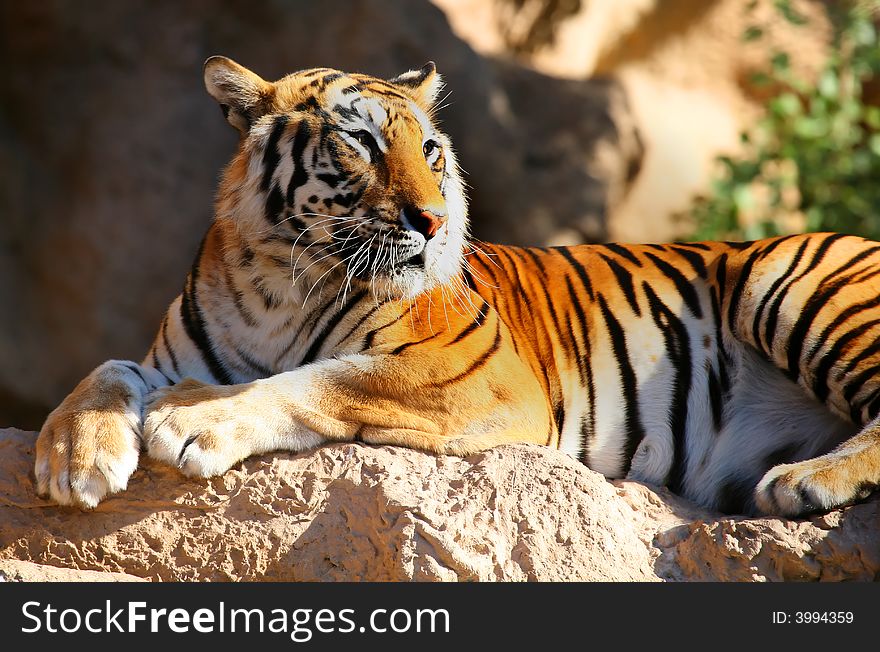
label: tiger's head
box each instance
[205,56,468,301]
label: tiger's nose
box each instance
[403,206,448,240]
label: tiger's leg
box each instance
[755,424,880,515]
[35,360,170,507]
[143,347,551,477]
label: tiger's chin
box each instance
[352,248,463,302]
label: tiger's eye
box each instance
[352,130,376,151]
[423,140,439,158]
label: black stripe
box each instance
[179,241,233,385]
[752,239,810,354]
[867,393,880,421]
[839,336,880,384]
[161,316,181,378]
[363,311,408,350]
[812,319,880,403]
[520,247,588,387]
[521,247,548,274]
[336,303,384,347]
[265,184,285,225]
[669,245,708,279]
[428,320,501,388]
[447,299,490,345]
[299,290,368,366]
[712,254,732,397]
[723,241,753,250]
[807,267,880,364]
[643,282,691,493]
[820,244,880,285]
[286,120,312,206]
[673,242,712,251]
[597,294,645,475]
[391,331,444,355]
[316,172,342,188]
[233,345,273,378]
[468,252,502,290]
[766,236,841,353]
[599,253,641,316]
[552,402,565,447]
[510,247,574,357]
[855,384,880,423]
[555,247,595,300]
[261,115,289,193]
[252,276,281,311]
[644,252,702,319]
[784,235,857,380]
[319,72,344,86]
[727,238,787,333]
[603,243,643,266]
[563,276,595,460]
[272,296,337,366]
[223,267,258,328]
[493,247,533,337]
[707,366,723,432]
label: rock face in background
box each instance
[2,428,877,582]
[436,0,832,242]
[0,0,642,429]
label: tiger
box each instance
[35,56,880,519]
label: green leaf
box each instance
[771,92,801,117]
[742,25,764,42]
[733,185,754,213]
[773,0,809,26]
[817,70,839,99]
[771,51,790,72]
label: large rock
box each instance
[0,0,641,429]
[1,428,876,582]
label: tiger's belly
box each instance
[556,319,855,512]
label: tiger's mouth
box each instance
[400,252,426,268]
[349,242,426,281]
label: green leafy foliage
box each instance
[689,1,880,241]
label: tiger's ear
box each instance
[204,56,275,133]
[389,62,443,110]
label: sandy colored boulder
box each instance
[0,428,876,581]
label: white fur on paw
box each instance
[143,406,239,478]
[178,437,237,478]
[36,411,141,508]
[755,463,810,516]
[35,361,148,508]
[755,460,859,517]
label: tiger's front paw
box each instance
[144,380,254,478]
[755,457,875,517]
[35,362,147,508]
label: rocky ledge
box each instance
[0,428,876,581]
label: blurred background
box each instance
[1,0,878,429]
